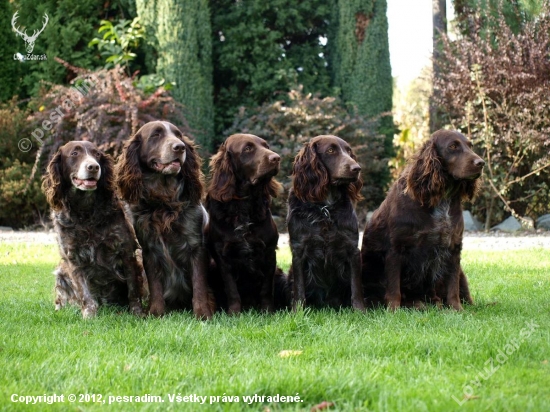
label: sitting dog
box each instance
[361,130,484,310]
[115,121,214,319]
[42,141,145,318]
[287,135,365,310]
[205,133,283,313]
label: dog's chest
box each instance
[57,220,126,266]
[430,200,453,247]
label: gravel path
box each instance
[2,230,550,250]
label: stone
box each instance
[463,211,482,231]
[490,216,522,232]
[536,214,550,230]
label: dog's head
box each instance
[116,121,202,204]
[42,141,115,211]
[208,134,281,202]
[405,130,485,206]
[292,135,362,203]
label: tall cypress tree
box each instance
[329,0,392,119]
[329,0,394,194]
[137,0,214,149]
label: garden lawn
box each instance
[0,242,548,411]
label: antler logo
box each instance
[11,11,49,54]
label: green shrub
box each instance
[11,0,139,99]
[225,87,389,223]
[0,1,20,102]
[0,100,46,228]
[0,160,46,228]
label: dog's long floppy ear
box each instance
[459,177,481,203]
[180,135,204,204]
[207,142,236,202]
[42,150,64,211]
[347,149,363,203]
[98,150,115,195]
[405,139,445,207]
[116,132,143,203]
[265,178,283,200]
[292,141,329,203]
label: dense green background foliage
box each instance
[328,0,392,119]
[0,100,46,227]
[137,0,214,149]
[211,0,333,141]
[9,0,104,98]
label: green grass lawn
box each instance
[0,242,549,411]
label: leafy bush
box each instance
[0,161,46,228]
[26,62,190,164]
[225,87,389,223]
[0,62,191,227]
[0,1,20,102]
[88,17,145,74]
[0,100,47,228]
[11,0,125,99]
[434,3,550,228]
[391,67,431,178]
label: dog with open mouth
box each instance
[115,121,214,319]
[205,133,285,313]
[42,140,145,318]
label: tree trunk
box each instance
[430,0,447,132]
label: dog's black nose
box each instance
[474,158,485,167]
[173,142,185,152]
[269,153,280,163]
[350,164,361,173]
[86,163,100,172]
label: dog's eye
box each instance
[327,147,336,154]
[70,151,78,156]
[95,152,101,158]
[449,143,458,150]
[244,145,253,152]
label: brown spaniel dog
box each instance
[42,141,145,318]
[361,130,484,310]
[115,121,214,319]
[287,135,365,310]
[205,134,283,313]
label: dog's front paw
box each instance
[129,302,145,317]
[193,302,213,320]
[81,303,98,319]
[148,300,165,317]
